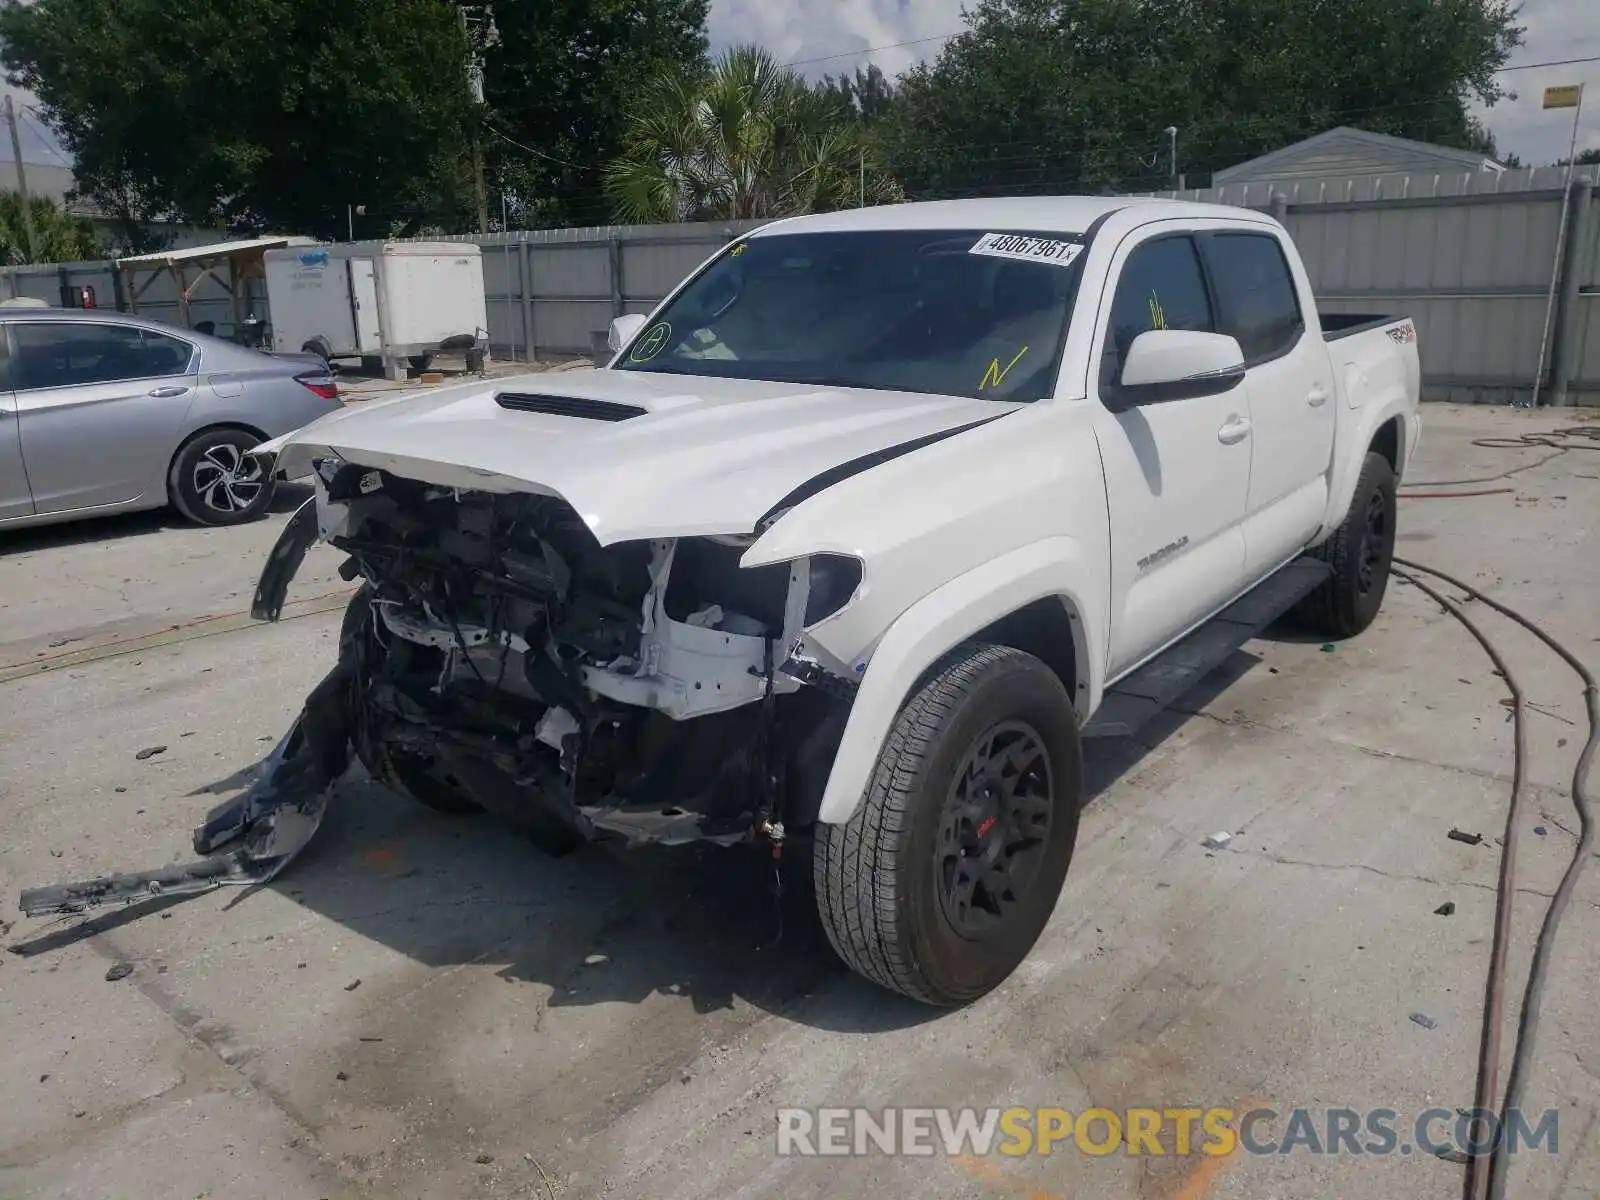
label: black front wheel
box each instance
[814,644,1082,1006]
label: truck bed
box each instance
[1320,311,1408,341]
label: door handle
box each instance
[1217,416,1251,445]
[1307,384,1329,407]
[148,385,190,398]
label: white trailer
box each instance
[264,241,489,381]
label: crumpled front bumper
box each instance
[17,661,353,919]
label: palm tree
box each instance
[604,45,901,223]
[0,189,102,264]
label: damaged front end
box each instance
[18,457,862,919]
[314,458,862,848]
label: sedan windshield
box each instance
[615,228,1086,402]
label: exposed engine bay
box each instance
[316,458,863,848]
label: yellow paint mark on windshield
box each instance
[981,345,1030,391]
[729,242,747,256]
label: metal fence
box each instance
[2,166,1598,405]
[1140,164,1600,405]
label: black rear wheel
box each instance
[1298,450,1397,637]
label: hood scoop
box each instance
[495,392,647,422]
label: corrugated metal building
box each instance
[1214,127,1504,187]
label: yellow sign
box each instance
[1542,84,1583,110]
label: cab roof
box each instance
[749,195,1259,239]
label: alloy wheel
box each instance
[191,442,266,515]
[935,720,1055,940]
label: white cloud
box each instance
[707,0,965,78]
[711,0,1598,166]
[1466,0,1599,165]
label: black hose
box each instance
[1400,426,1600,489]
[1392,557,1598,1200]
[1390,564,1525,1200]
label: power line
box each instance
[1497,55,1600,73]
[482,120,601,172]
[18,108,73,169]
[784,26,1599,77]
[785,32,959,69]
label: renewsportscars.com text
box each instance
[775,1105,1560,1159]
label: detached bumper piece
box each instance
[18,665,353,920]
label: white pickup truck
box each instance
[20,197,1421,1007]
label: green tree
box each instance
[0,189,101,263]
[603,45,901,223]
[819,64,898,125]
[877,0,1524,199]
[483,0,711,227]
[0,0,479,240]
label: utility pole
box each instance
[1530,82,1584,408]
[4,95,39,263]
[461,6,498,237]
[1165,126,1179,189]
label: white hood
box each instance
[260,368,1018,544]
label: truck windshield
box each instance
[615,228,1086,402]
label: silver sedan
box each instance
[0,307,343,529]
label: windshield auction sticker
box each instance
[629,321,672,362]
[969,233,1084,267]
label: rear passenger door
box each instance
[1199,229,1335,578]
[11,320,198,514]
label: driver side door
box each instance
[1088,230,1254,678]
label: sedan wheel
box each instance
[169,428,277,526]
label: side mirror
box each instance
[607,313,647,353]
[1113,329,1246,405]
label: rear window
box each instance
[1204,234,1304,363]
[10,322,195,390]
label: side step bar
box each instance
[1082,556,1333,740]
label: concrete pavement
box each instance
[1,404,1597,1199]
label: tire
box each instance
[814,644,1082,1006]
[408,352,433,373]
[1297,451,1397,638]
[168,427,276,526]
[300,337,333,368]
